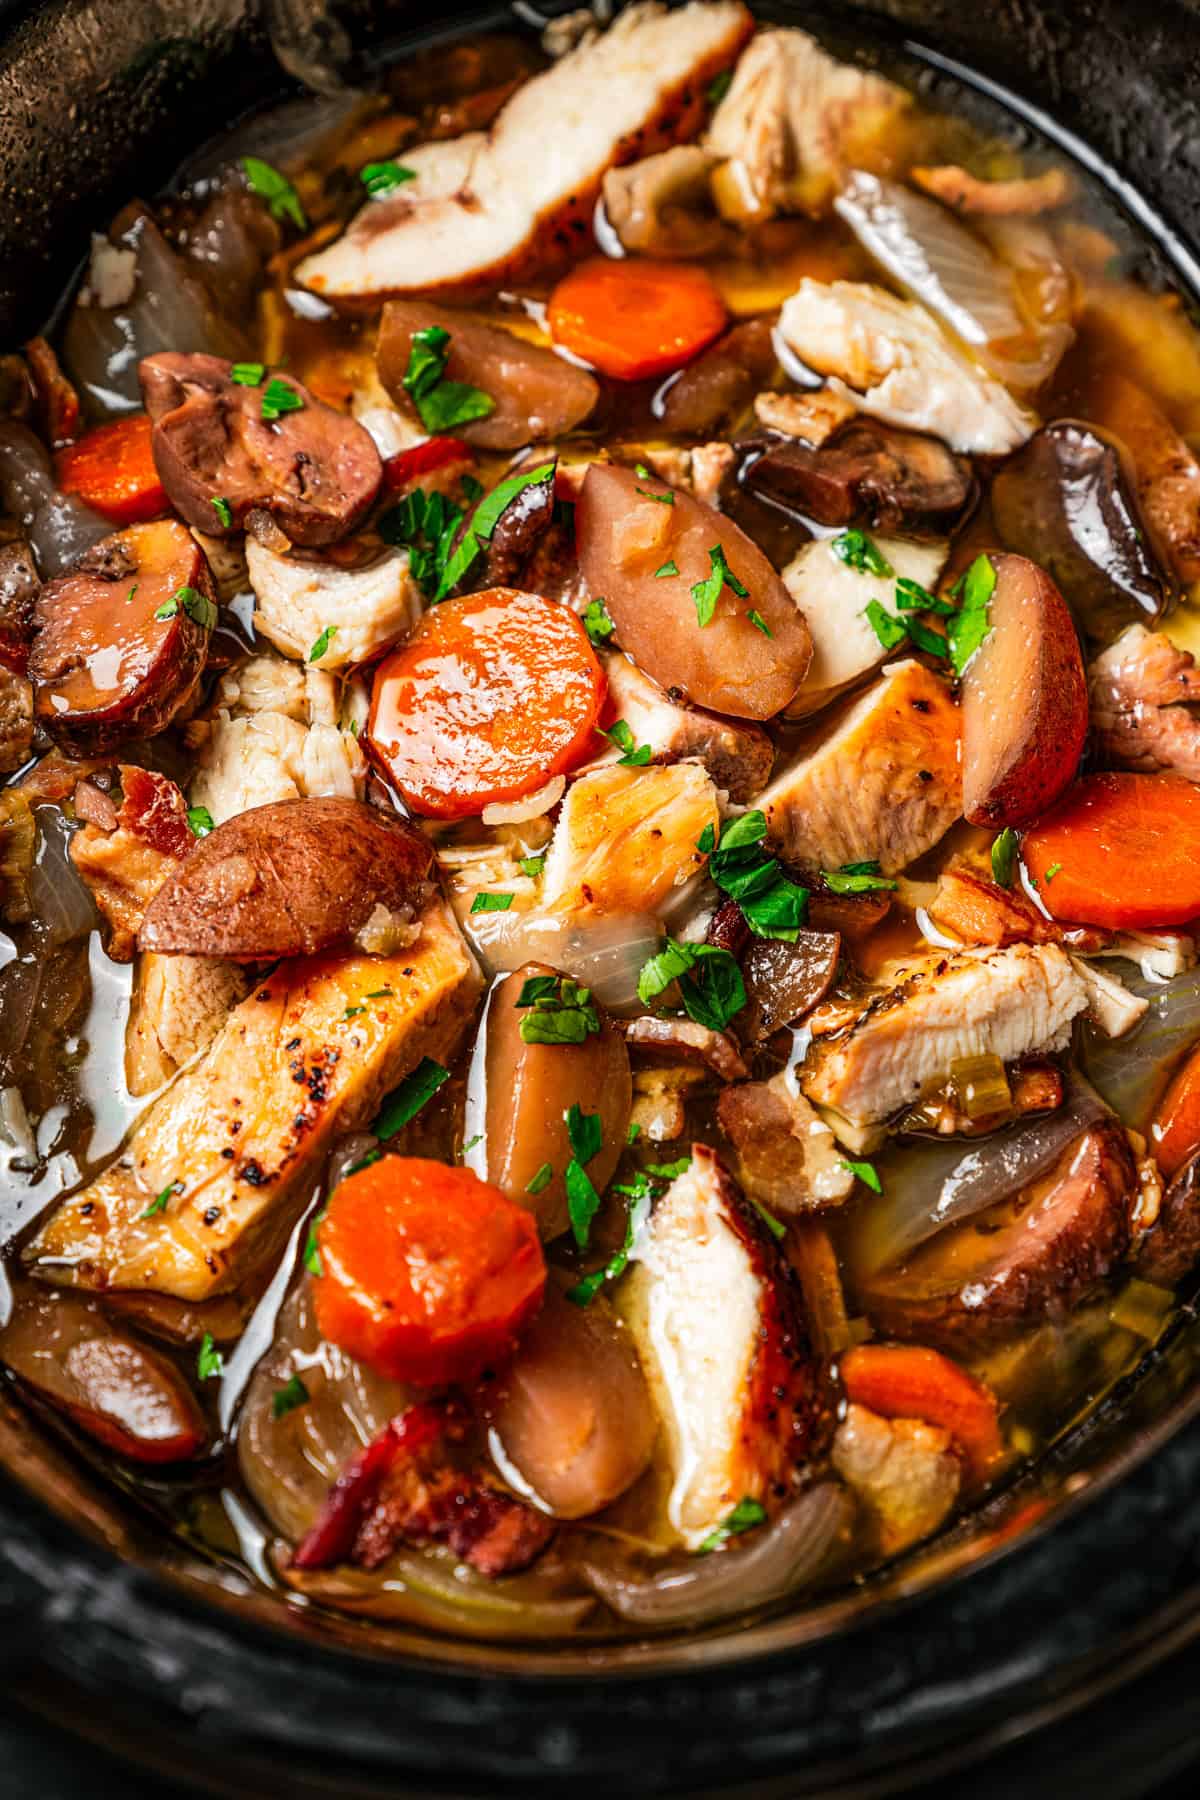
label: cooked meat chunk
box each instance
[1135,1151,1200,1287]
[718,1071,854,1212]
[802,943,1090,1128]
[140,352,382,547]
[625,1015,749,1081]
[189,704,365,826]
[1069,955,1148,1038]
[619,1145,817,1549]
[738,930,842,1040]
[832,1403,961,1558]
[246,538,422,670]
[928,865,1068,948]
[70,764,193,960]
[1089,374,1200,586]
[26,904,481,1301]
[125,952,253,1096]
[780,535,949,718]
[599,653,774,802]
[777,280,1035,455]
[297,2,754,297]
[752,386,858,446]
[760,659,961,874]
[703,27,906,220]
[1089,624,1200,780]
[211,653,309,720]
[744,419,975,539]
[910,164,1074,216]
[0,539,39,672]
[0,666,32,772]
[601,145,725,258]
[862,1120,1137,1349]
[541,762,718,918]
[657,316,779,436]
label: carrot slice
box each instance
[56,414,168,525]
[1150,1043,1200,1177]
[366,586,606,819]
[840,1343,1004,1486]
[314,1158,547,1386]
[547,258,727,381]
[1022,771,1200,929]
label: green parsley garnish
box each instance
[261,377,305,423]
[636,937,746,1033]
[654,560,679,579]
[519,852,547,880]
[1045,861,1063,882]
[156,584,216,629]
[564,1104,604,1248]
[991,827,1018,889]
[242,156,306,230]
[516,974,601,1045]
[140,1179,180,1220]
[841,1158,883,1194]
[703,811,808,941]
[706,67,734,106]
[373,1057,450,1139]
[308,624,337,663]
[644,1157,691,1180]
[197,1332,224,1381]
[633,465,674,505]
[303,1205,327,1276]
[230,362,265,386]
[211,496,233,528]
[187,805,214,838]
[602,719,652,766]
[470,891,514,914]
[366,988,394,1000]
[526,1162,554,1196]
[696,1496,767,1554]
[378,485,465,600]
[346,1150,380,1177]
[435,462,555,601]
[402,325,495,435]
[822,859,898,895]
[360,160,416,197]
[272,1374,310,1419]
[582,597,615,644]
[864,598,909,652]
[692,543,748,628]
[946,553,996,676]
[748,1195,787,1241]
[895,576,955,616]
[627,1121,641,1145]
[832,530,893,577]
[567,1178,652,1307]
[746,609,773,637]
[344,1004,366,1019]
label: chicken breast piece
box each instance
[704,27,907,221]
[599,652,774,801]
[246,539,422,670]
[27,905,481,1302]
[760,658,961,875]
[802,942,1089,1127]
[777,280,1035,455]
[190,709,365,825]
[619,1145,816,1549]
[298,1,753,298]
[1089,623,1200,781]
[212,654,309,721]
[781,534,948,717]
[541,761,719,917]
[831,1403,960,1558]
[125,953,253,1096]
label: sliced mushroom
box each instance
[740,929,841,1041]
[655,315,779,438]
[602,145,725,259]
[742,418,976,540]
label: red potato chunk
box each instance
[575,463,812,720]
[961,552,1088,828]
[28,519,214,754]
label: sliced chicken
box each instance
[541,761,719,918]
[777,280,1036,455]
[27,904,481,1302]
[718,1070,855,1213]
[1089,623,1200,781]
[704,27,907,221]
[210,653,310,721]
[831,1402,960,1558]
[599,652,774,802]
[246,539,422,670]
[1068,955,1148,1039]
[760,658,961,875]
[298,1,753,299]
[802,943,1089,1127]
[618,1145,816,1549]
[780,534,948,717]
[125,953,254,1096]
[190,706,365,826]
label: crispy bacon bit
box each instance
[928,865,1108,953]
[119,764,195,861]
[291,1402,554,1579]
[383,436,474,492]
[69,764,194,959]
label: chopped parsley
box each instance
[230,362,265,387]
[366,987,394,1000]
[991,827,1018,889]
[402,325,495,435]
[582,597,616,644]
[946,553,996,677]
[261,376,305,423]
[155,584,217,629]
[634,465,674,505]
[702,812,808,941]
[461,1133,483,1156]
[346,1150,380,1176]
[435,462,555,601]
[566,1103,603,1167]
[602,719,652,766]
[895,576,955,617]
[644,1157,691,1180]
[749,1195,787,1241]
[627,1121,641,1145]
[308,624,337,663]
[833,530,893,578]
[378,485,465,600]
[516,974,601,1045]
[470,891,513,913]
[241,156,306,230]
[696,1496,767,1554]
[272,1374,310,1419]
[360,159,416,197]
[187,806,214,838]
[197,1332,224,1381]
[822,859,898,895]
[1045,861,1063,883]
[344,1004,365,1019]
[864,598,909,652]
[567,1177,652,1307]
[303,1205,327,1276]
[564,1104,603,1248]
[211,496,233,528]
[654,560,679,579]
[526,1162,554,1196]
[706,67,734,106]
[692,543,748,628]
[636,937,746,1033]
[841,1158,882,1194]
[518,852,546,880]
[747,609,773,637]
[904,614,949,660]
[140,1179,180,1220]
[373,1057,449,1138]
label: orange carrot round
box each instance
[1150,1042,1200,1177]
[366,586,606,819]
[547,258,727,381]
[314,1158,547,1387]
[55,414,168,525]
[1022,771,1200,929]
[840,1343,1004,1486]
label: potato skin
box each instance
[576,463,812,719]
[139,796,433,961]
[29,518,213,754]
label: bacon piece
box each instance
[928,865,1108,953]
[69,764,193,959]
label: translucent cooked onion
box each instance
[1080,963,1200,1125]
[26,809,96,949]
[466,907,662,1013]
[834,171,1071,391]
[581,1483,853,1628]
[283,1548,596,1639]
[849,1080,1110,1279]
